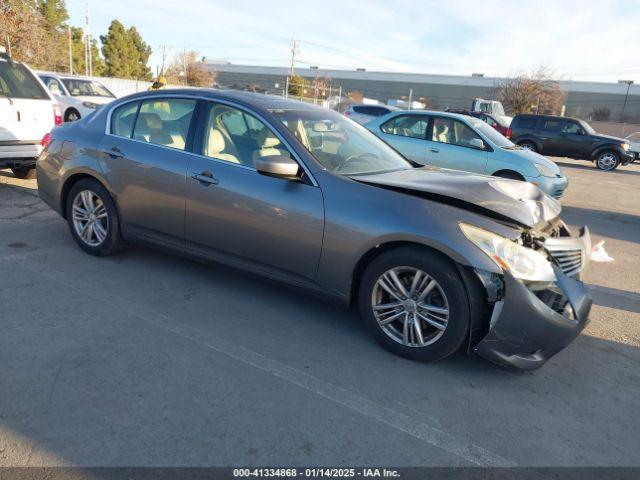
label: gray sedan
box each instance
[37,89,593,370]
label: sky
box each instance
[66,0,640,83]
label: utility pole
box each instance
[619,80,634,136]
[408,88,413,110]
[289,39,297,78]
[183,47,187,86]
[84,1,91,76]
[68,26,73,75]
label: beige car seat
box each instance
[252,129,289,164]
[206,129,240,164]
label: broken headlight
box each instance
[460,223,556,283]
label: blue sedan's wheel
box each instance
[358,247,470,362]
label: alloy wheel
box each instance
[371,266,449,347]
[72,190,109,247]
[66,111,80,122]
[597,152,617,171]
[520,143,534,151]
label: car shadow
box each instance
[554,160,640,176]
[587,284,640,315]
[561,206,640,244]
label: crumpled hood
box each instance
[354,167,561,228]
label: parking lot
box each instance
[0,158,639,467]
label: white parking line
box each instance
[9,252,517,467]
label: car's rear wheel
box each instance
[10,166,37,179]
[595,151,619,171]
[66,178,124,256]
[358,247,470,362]
[518,141,537,152]
[65,109,81,122]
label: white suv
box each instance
[38,72,116,122]
[1,48,60,179]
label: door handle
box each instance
[430,148,440,153]
[106,146,124,159]
[191,171,219,186]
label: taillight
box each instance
[505,127,512,139]
[41,132,52,149]
[53,105,62,125]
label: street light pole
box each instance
[619,79,634,136]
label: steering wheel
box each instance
[334,153,377,174]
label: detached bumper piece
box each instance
[474,267,592,370]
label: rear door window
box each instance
[0,62,49,99]
[132,98,197,151]
[380,115,428,139]
[541,119,562,131]
[111,102,140,138]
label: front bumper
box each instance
[474,267,592,370]
[529,175,568,199]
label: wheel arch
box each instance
[348,241,463,307]
[492,169,526,181]
[64,107,81,120]
[60,172,119,220]
[590,145,622,160]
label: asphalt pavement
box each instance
[0,158,639,467]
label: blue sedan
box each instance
[366,110,568,198]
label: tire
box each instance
[65,178,124,256]
[518,141,537,152]
[493,170,524,181]
[358,247,471,362]
[64,109,81,122]
[11,166,37,179]
[595,151,620,171]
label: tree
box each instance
[591,106,611,121]
[493,68,566,116]
[1,0,57,69]
[70,26,105,76]
[37,0,68,32]
[287,75,308,97]
[165,50,216,87]
[100,20,152,79]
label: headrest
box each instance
[208,129,225,154]
[259,129,280,148]
[140,113,163,130]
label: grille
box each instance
[551,186,566,199]
[535,288,569,315]
[544,244,584,277]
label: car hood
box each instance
[592,133,625,143]
[506,148,562,174]
[353,167,561,228]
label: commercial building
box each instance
[207,62,640,121]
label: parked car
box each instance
[624,132,640,161]
[366,110,568,199]
[344,104,399,124]
[509,114,633,171]
[0,48,61,179]
[37,89,593,370]
[38,72,116,122]
[446,108,511,137]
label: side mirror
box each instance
[255,155,300,180]
[469,138,485,150]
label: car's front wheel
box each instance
[358,247,470,362]
[66,178,125,256]
[595,151,620,171]
[65,109,81,122]
[11,166,37,179]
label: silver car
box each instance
[344,103,399,125]
[37,89,593,370]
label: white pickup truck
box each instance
[0,47,61,179]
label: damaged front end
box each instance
[465,222,593,370]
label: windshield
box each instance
[62,78,115,98]
[468,117,514,148]
[270,108,413,175]
[579,120,595,135]
[0,61,49,99]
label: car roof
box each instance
[113,88,331,114]
[514,113,580,121]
